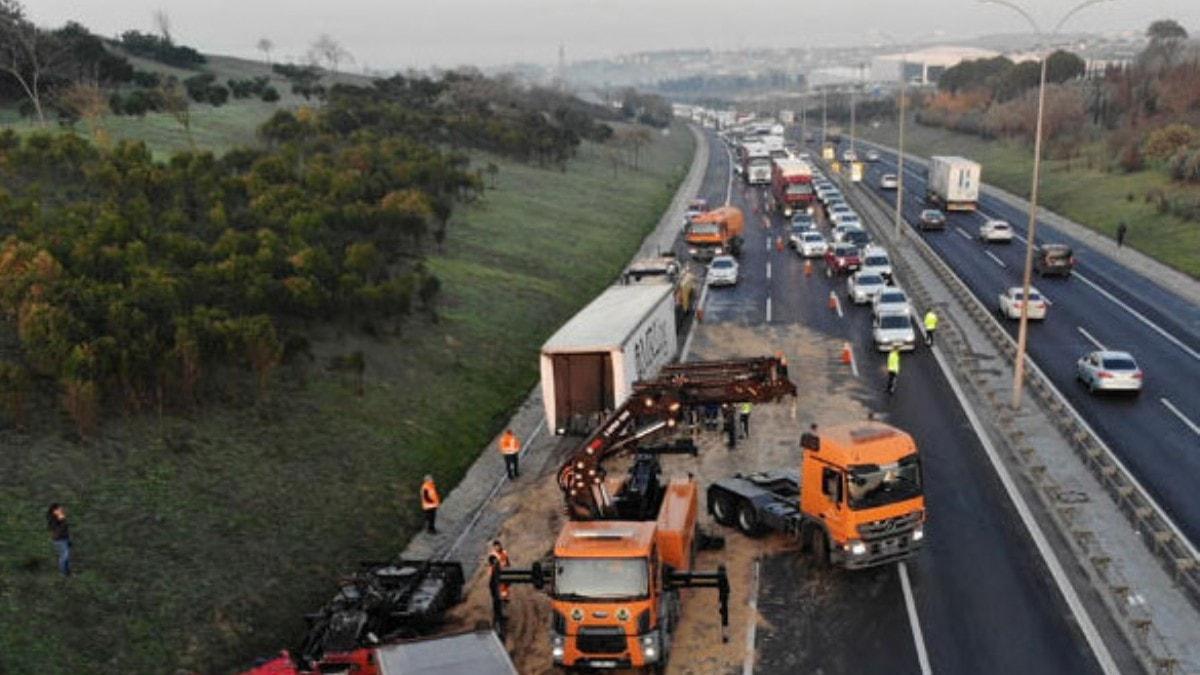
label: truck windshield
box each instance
[555,558,649,600]
[786,183,813,195]
[847,455,922,510]
[750,159,772,169]
[690,224,721,236]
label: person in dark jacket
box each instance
[1116,221,1128,249]
[47,503,71,576]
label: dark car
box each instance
[844,229,872,247]
[1034,244,1075,277]
[791,213,816,229]
[919,209,947,231]
[824,243,862,277]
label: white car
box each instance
[998,286,1048,320]
[860,248,893,280]
[980,219,1014,243]
[797,231,828,258]
[829,208,859,227]
[873,311,917,352]
[872,288,911,317]
[707,255,739,286]
[865,149,882,162]
[879,173,899,189]
[1076,350,1143,394]
[842,149,858,162]
[831,223,864,243]
[847,271,887,304]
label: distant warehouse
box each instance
[870,46,1000,86]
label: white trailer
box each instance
[541,284,677,434]
[926,156,981,211]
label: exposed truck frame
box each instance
[707,422,926,569]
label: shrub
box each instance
[261,86,280,103]
[1142,123,1200,163]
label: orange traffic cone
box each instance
[697,307,705,323]
[804,259,813,277]
[828,290,837,310]
[776,236,785,252]
[840,342,853,365]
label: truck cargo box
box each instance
[376,630,517,675]
[541,284,677,434]
[926,156,981,211]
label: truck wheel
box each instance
[736,501,763,537]
[711,493,735,526]
[809,528,830,567]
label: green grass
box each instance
[0,122,695,673]
[856,118,1200,278]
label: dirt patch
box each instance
[446,321,874,673]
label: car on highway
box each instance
[1076,350,1143,394]
[791,213,816,230]
[788,223,812,249]
[978,219,1013,243]
[828,206,858,227]
[997,286,1048,320]
[831,223,861,243]
[843,227,870,247]
[860,247,893,280]
[872,288,911,317]
[842,149,858,162]
[879,173,899,189]
[919,209,947,231]
[818,187,843,205]
[707,255,739,287]
[865,149,881,162]
[824,243,861,277]
[796,231,828,258]
[847,271,887,304]
[873,311,917,352]
[1034,244,1075,277]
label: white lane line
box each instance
[1162,398,1200,437]
[984,251,1007,268]
[899,562,932,675]
[766,262,772,280]
[1077,326,1106,350]
[1074,272,1200,362]
[742,558,761,675]
[847,343,859,378]
[929,347,1122,675]
[765,238,771,252]
[955,227,972,241]
[765,296,772,323]
[834,294,844,318]
[725,147,736,206]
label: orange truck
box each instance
[707,421,925,569]
[685,206,744,261]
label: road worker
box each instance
[499,428,521,479]
[775,351,789,378]
[886,347,901,395]
[420,475,440,534]
[487,540,511,602]
[739,401,753,438]
[924,309,939,347]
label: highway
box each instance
[684,130,1115,674]
[838,138,1200,550]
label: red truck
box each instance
[770,158,815,217]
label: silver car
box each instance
[872,288,911,317]
[879,173,899,189]
[1077,350,1143,394]
[797,231,828,258]
[873,311,917,352]
[707,255,740,287]
[861,248,893,280]
[848,271,887,304]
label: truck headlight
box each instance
[552,634,565,661]
[641,634,660,662]
[912,527,924,542]
[849,541,867,556]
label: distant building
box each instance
[870,46,1000,86]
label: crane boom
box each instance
[557,356,796,519]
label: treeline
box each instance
[117,30,206,68]
[654,71,806,101]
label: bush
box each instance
[207,85,229,106]
[1143,123,1200,163]
[261,86,280,103]
[119,30,206,68]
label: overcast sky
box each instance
[29,0,1200,71]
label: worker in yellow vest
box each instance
[739,401,753,438]
[420,475,440,534]
[499,429,521,479]
[887,347,901,395]
[924,309,939,347]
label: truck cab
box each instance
[686,206,745,261]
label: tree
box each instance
[1143,19,1190,69]
[152,9,172,44]
[309,34,353,76]
[1147,19,1187,42]
[256,37,274,65]
[57,82,111,146]
[159,78,193,148]
[0,0,71,126]
[1045,50,1086,85]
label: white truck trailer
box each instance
[541,284,677,434]
[926,156,981,211]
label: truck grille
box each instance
[859,512,921,541]
[576,627,627,654]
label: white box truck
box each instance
[541,284,677,434]
[926,156,981,211]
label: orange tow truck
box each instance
[501,357,795,671]
[708,421,925,569]
[685,206,744,261]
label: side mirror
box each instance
[800,432,820,451]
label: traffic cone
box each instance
[697,307,705,323]
[804,259,813,277]
[840,342,853,365]
[828,290,837,310]
[776,236,785,252]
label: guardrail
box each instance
[824,164,1190,673]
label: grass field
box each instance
[856,118,1200,278]
[0,123,695,673]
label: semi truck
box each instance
[740,143,773,185]
[769,158,815,217]
[540,284,677,435]
[685,206,744,261]
[707,421,925,569]
[926,156,981,211]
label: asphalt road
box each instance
[839,139,1200,551]
[691,131,1107,674]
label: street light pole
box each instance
[822,88,828,147]
[875,33,909,239]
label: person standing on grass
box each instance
[499,429,521,479]
[419,475,440,534]
[47,503,71,577]
[1116,221,1128,249]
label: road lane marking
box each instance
[929,347,1122,675]
[1077,326,1105,350]
[847,342,858,378]
[765,238,771,252]
[955,227,972,240]
[898,562,932,675]
[742,558,760,675]
[725,146,735,206]
[1161,398,1200,437]
[766,262,772,280]
[984,251,1007,268]
[1073,272,1200,362]
[834,294,844,318]
[765,296,772,322]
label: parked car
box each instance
[919,209,947,231]
[979,219,1014,243]
[1034,244,1075,277]
[865,149,881,162]
[824,243,862,277]
[879,173,899,189]
[847,271,887,304]
[860,248,893,280]
[707,255,740,286]
[997,286,1048,320]
[873,311,917,352]
[873,288,911,317]
[1077,350,1143,394]
[797,231,828,258]
[843,228,870,247]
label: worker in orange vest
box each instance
[420,475,440,534]
[487,539,511,602]
[499,429,521,479]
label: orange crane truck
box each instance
[707,421,925,569]
[501,357,796,671]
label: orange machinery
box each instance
[684,206,744,261]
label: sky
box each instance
[29,0,1200,71]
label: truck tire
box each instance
[736,501,764,537]
[710,492,736,526]
[809,527,830,568]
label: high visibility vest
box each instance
[740,402,752,415]
[924,311,938,331]
[489,549,511,599]
[420,480,440,510]
[887,350,901,374]
[499,432,520,455]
